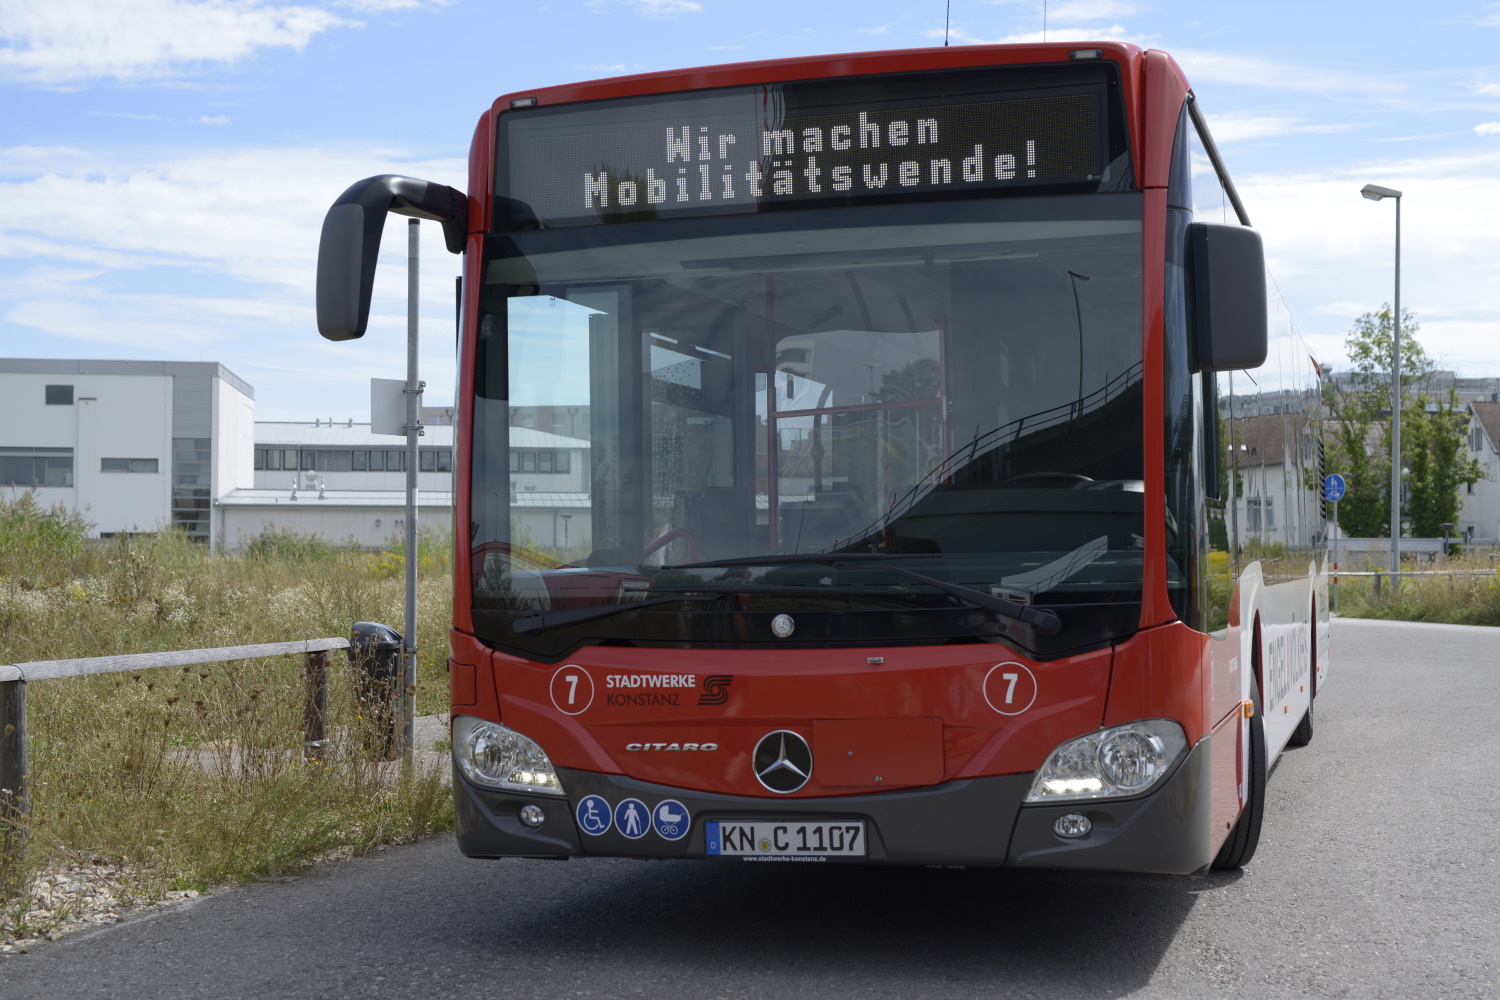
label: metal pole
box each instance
[1331,501,1339,615]
[0,678,25,859]
[1391,196,1402,585]
[403,218,422,762]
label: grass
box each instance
[0,491,456,926]
[1333,551,1500,626]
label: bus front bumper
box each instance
[454,733,1216,875]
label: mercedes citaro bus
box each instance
[316,42,1328,874]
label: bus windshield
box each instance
[472,195,1144,657]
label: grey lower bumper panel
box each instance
[454,734,1217,874]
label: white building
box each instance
[217,421,458,549]
[215,421,592,550]
[1,359,254,540]
[1458,401,1500,546]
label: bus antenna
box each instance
[944,1,950,45]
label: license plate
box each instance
[706,820,866,857]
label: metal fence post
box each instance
[0,677,26,849]
[303,651,329,764]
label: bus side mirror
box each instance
[316,175,468,341]
[1186,221,1267,372]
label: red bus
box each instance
[316,42,1328,874]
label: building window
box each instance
[102,458,159,473]
[352,449,367,471]
[508,450,570,474]
[315,450,352,472]
[419,450,435,472]
[171,438,212,542]
[437,450,452,472]
[300,449,315,471]
[45,385,73,405]
[254,449,265,470]
[552,414,566,427]
[368,450,384,471]
[0,448,74,487]
[385,450,404,471]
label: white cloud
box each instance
[1172,49,1403,100]
[1476,122,1500,136]
[191,115,230,126]
[926,23,1138,45]
[1044,1,1141,23]
[1234,151,1500,370]
[588,0,701,15]
[1474,82,1500,96]
[0,0,348,85]
[1201,112,1363,144]
[335,0,446,9]
[0,145,464,291]
[857,25,892,35]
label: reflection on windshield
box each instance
[472,199,1144,651]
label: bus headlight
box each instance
[452,716,565,796]
[1024,719,1187,802]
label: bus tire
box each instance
[1212,684,1266,870]
[1287,697,1314,746]
[1288,600,1316,747]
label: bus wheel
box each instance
[1287,696,1314,747]
[1212,684,1266,870]
[1288,601,1316,747]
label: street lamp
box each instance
[1361,183,1402,579]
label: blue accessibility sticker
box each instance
[576,794,611,836]
[652,799,691,841]
[614,798,649,840]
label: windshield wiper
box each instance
[512,594,717,635]
[666,555,1062,636]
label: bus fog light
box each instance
[1025,719,1187,803]
[452,715,566,796]
[1053,813,1092,838]
[519,804,546,827]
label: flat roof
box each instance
[217,489,455,509]
[254,423,590,449]
[0,358,254,400]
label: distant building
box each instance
[1458,401,1500,546]
[1,359,254,541]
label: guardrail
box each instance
[1330,566,1498,604]
[1,637,354,838]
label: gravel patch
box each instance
[1,864,200,956]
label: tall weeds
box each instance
[0,493,455,911]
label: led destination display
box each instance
[498,65,1125,229]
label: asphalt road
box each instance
[3,618,1496,999]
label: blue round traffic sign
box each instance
[1324,474,1347,503]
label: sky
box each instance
[3,0,1499,419]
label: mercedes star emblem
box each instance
[771,613,795,638]
[753,730,813,793]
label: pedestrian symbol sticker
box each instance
[576,794,611,836]
[652,799,690,841]
[615,798,649,839]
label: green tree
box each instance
[1405,397,1485,538]
[1323,305,1431,537]
[1324,305,1481,539]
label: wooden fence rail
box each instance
[1,638,351,837]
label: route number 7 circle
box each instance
[550,665,595,716]
[983,662,1038,716]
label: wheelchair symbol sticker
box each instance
[576,794,611,836]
